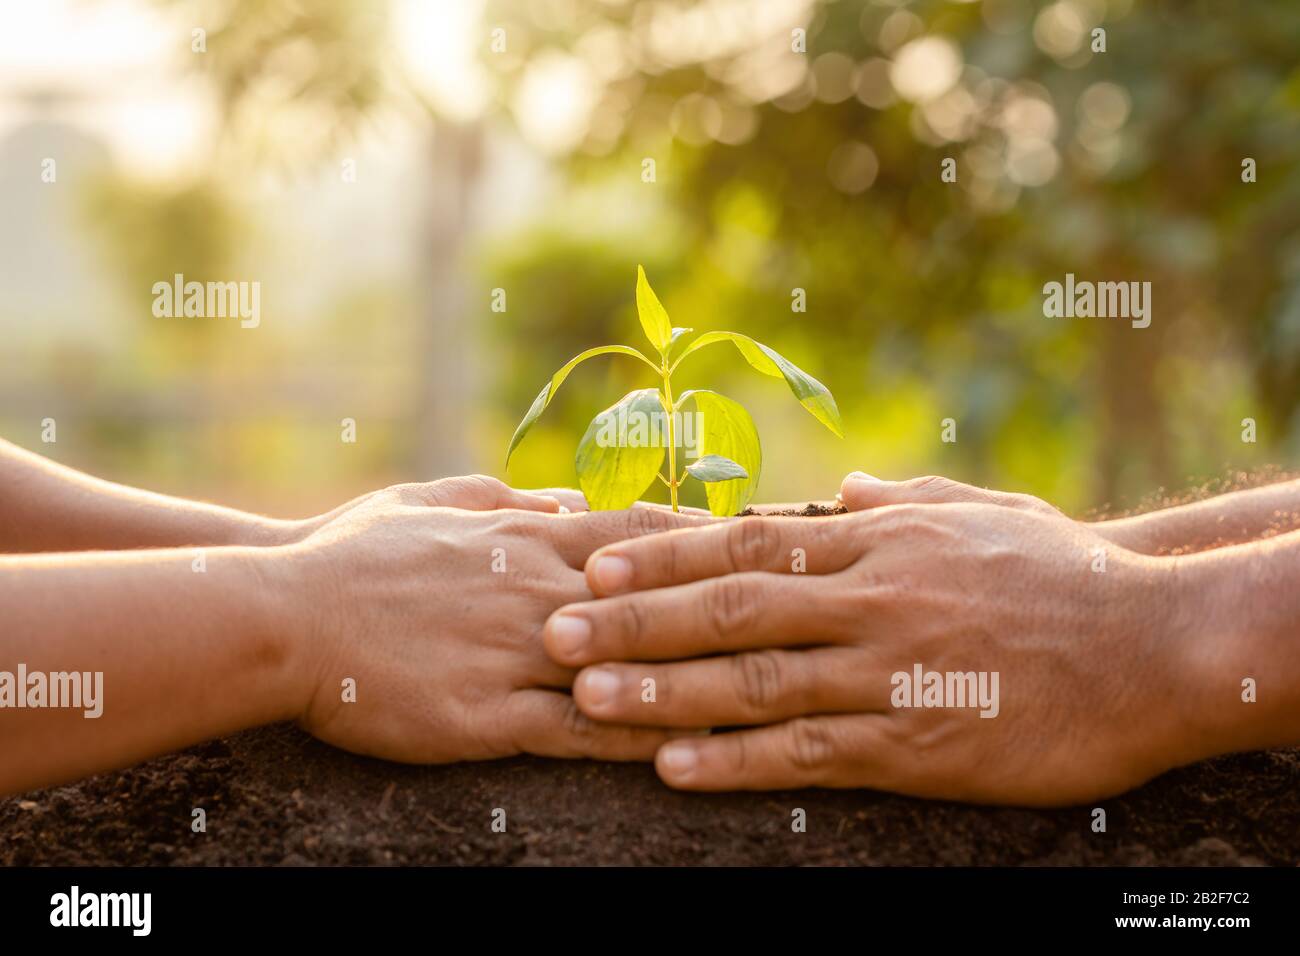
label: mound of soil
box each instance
[3,723,1297,866]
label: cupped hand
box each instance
[280,476,711,765]
[839,472,1066,519]
[544,502,1212,805]
[279,476,582,544]
[836,472,1179,555]
[286,482,707,544]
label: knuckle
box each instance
[390,481,432,505]
[624,506,676,538]
[727,728,751,774]
[1007,492,1055,515]
[562,700,598,741]
[659,533,678,584]
[616,597,650,655]
[466,474,504,495]
[731,651,784,713]
[424,474,499,507]
[788,718,836,772]
[884,503,952,539]
[904,475,954,498]
[372,485,406,506]
[725,518,782,570]
[878,502,926,532]
[440,476,479,499]
[704,576,756,639]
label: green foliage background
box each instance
[2,0,1297,516]
[484,0,1300,512]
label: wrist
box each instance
[1164,542,1298,759]
[1090,515,1157,554]
[242,516,316,548]
[246,543,329,722]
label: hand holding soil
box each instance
[0,439,716,796]
[5,429,1300,812]
[285,477,709,765]
[549,472,1300,805]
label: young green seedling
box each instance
[506,266,842,515]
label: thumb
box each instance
[420,475,566,513]
[523,487,590,512]
[838,472,1001,511]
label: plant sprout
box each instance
[506,266,842,516]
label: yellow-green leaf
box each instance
[635,265,673,353]
[679,389,762,516]
[575,388,666,510]
[673,331,843,437]
[506,345,656,467]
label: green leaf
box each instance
[672,331,843,437]
[506,345,656,466]
[678,389,762,516]
[685,454,748,482]
[575,388,666,510]
[635,265,673,354]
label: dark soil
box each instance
[5,489,1298,867]
[3,724,1297,865]
[739,503,847,517]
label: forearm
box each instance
[1175,526,1300,761]
[0,546,308,796]
[0,438,304,553]
[1096,478,1300,554]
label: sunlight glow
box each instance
[393,0,490,121]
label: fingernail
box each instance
[591,554,633,592]
[580,668,621,709]
[548,613,591,659]
[558,505,570,514]
[659,743,698,780]
[847,471,880,483]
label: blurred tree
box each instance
[83,0,488,482]
[480,0,1300,510]
[38,0,1300,511]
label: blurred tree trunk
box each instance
[1095,259,1178,510]
[415,121,484,479]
